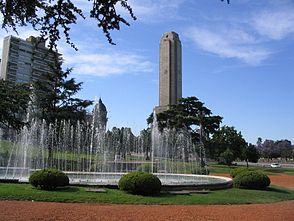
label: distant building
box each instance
[0,35,60,83]
[154,32,182,113]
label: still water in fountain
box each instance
[0,101,216,185]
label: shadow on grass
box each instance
[234,186,291,194]
[56,186,80,192]
[34,186,80,193]
[243,186,290,194]
[159,191,211,197]
[119,191,175,198]
[158,192,174,198]
[265,186,291,194]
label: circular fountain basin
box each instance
[65,172,232,190]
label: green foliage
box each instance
[118,172,162,196]
[148,96,222,143]
[208,126,247,162]
[230,167,258,178]
[139,128,152,160]
[218,148,235,166]
[234,171,271,190]
[0,80,31,130]
[29,168,69,190]
[0,1,230,50]
[33,58,92,123]
[244,144,260,163]
[104,127,136,160]
[0,0,136,49]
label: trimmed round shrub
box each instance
[230,167,257,178]
[118,172,161,196]
[29,168,69,190]
[234,171,270,189]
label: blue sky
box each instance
[0,0,294,144]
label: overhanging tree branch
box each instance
[0,0,229,50]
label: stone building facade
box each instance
[0,35,60,84]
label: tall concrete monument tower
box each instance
[155,31,182,113]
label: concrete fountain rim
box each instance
[63,171,233,190]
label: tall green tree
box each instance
[0,80,31,130]
[139,128,151,160]
[148,96,222,143]
[33,58,92,164]
[208,126,247,163]
[104,127,135,160]
[0,0,229,50]
[244,143,260,167]
[33,58,92,123]
[219,148,235,166]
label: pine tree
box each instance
[33,57,92,123]
[0,80,31,130]
[148,96,222,143]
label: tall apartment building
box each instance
[0,35,60,83]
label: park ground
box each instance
[0,174,294,221]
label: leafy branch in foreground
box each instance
[0,0,230,50]
[0,0,136,50]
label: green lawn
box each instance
[208,163,294,176]
[0,183,293,205]
[208,164,237,174]
[262,167,294,176]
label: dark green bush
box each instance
[218,149,234,166]
[230,167,257,178]
[118,171,161,196]
[29,168,69,190]
[234,171,270,189]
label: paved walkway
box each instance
[1,200,294,221]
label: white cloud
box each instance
[63,51,154,77]
[185,27,270,65]
[128,0,186,23]
[0,24,154,78]
[252,8,294,40]
[183,1,294,65]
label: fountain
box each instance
[0,100,232,189]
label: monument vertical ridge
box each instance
[155,31,182,113]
